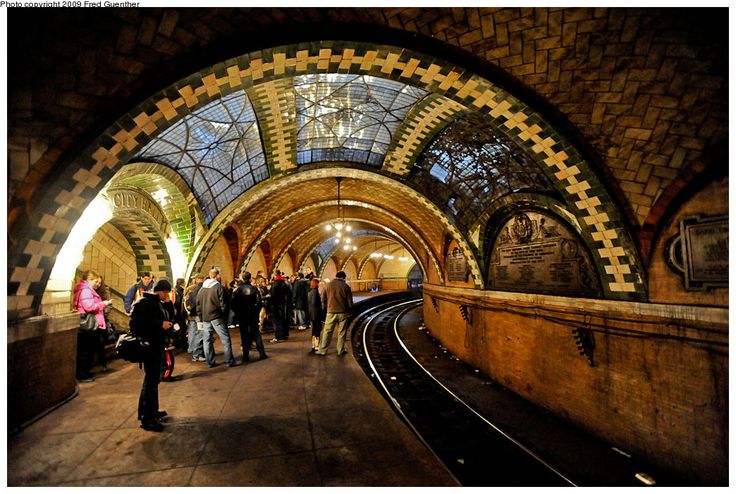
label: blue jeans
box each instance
[202,318,235,366]
[295,309,307,327]
[187,319,204,358]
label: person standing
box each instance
[93,275,113,372]
[268,270,290,343]
[196,267,236,367]
[232,272,268,362]
[73,270,112,382]
[124,271,154,314]
[184,273,206,362]
[173,278,187,349]
[292,272,309,331]
[130,279,173,432]
[307,277,323,352]
[316,271,353,356]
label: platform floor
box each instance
[7,322,457,487]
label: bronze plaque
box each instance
[666,215,728,290]
[488,212,600,296]
[446,248,468,282]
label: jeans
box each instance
[138,350,162,421]
[318,312,350,355]
[187,319,204,358]
[202,317,235,366]
[295,309,307,327]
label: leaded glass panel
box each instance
[135,90,268,223]
[411,113,556,230]
[294,74,427,166]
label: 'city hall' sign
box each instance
[666,214,728,290]
[107,187,169,233]
[488,212,601,296]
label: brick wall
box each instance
[200,236,235,283]
[8,320,77,430]
[423,284,727,484]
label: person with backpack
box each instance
[231,272,268,362]
[130,279,174,432]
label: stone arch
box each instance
[10,38,648,317]
[238,198,441,283]
[273,218,432,284]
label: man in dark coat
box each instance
[317,271,353,356]
[292,272,309,330]
[232,272,268,362]
[129,279,173,432]
[124,271,154,314]
[268,270,291,343]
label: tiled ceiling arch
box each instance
[9,37,660,316]
[238,201,440,282]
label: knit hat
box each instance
[153,279,172,292]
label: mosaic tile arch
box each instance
[10,39,646,317]
[189,167,473,287]
[107,215,173,283]
[111,162,204,265]
[236,199,440,283]
[298,232,390,276]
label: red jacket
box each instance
[73,280,107,329]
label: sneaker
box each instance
[338,350,349,356]
[156,410,168,419]
[208,363,218,368]
[269,338,282,343]
[140,419,163,432]
[77,375,95,383]
[192,356,206,362]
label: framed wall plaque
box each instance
[446,247,468,282]
[666,214,728,290]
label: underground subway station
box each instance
[5,6,728,487]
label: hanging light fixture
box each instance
[326,177,353,244]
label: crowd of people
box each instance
[74,266,354,432]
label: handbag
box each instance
[79,312,99,332]
[115,333,151,363]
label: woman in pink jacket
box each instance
[73,270,111,382]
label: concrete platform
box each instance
[7,324,457,487]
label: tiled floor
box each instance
[7,327,457,487]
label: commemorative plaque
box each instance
[488,212,600,296]
[446,247,468,282]
[666,214,728,290]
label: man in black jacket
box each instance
[130,279,173,432]
[232,272,268,362]
[268,270,291,343]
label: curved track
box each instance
[350,298,574,487]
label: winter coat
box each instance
[124,279,154,313]
[129,292,167,351]
[307,287,323,322]
[232,282,263,320]
[292,279,309,311]
[196,278,227,322]
[184,281,204,319]
[268,278,290,307]
[73,279,107,329]
[323,278,353,314]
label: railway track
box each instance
[350,298,574,487]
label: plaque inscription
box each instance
[488,212,601,296]
[666,214,728,290]
[446,247,468,282]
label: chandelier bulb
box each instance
[345,225,352,232]
[325,224,332,231]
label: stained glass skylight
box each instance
[411,113,555,229]
[135,90,268,223]
[294,74,427,166]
